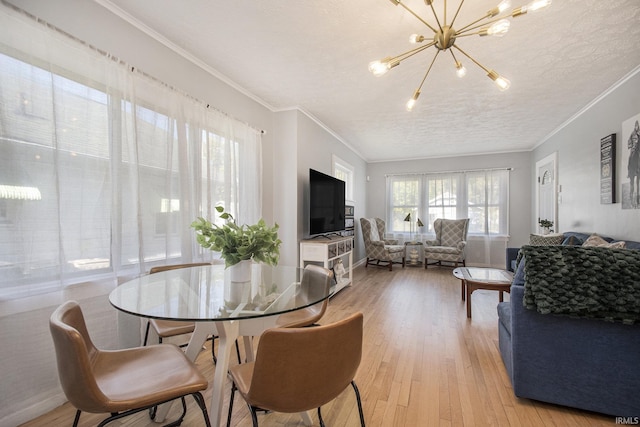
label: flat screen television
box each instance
[309,169,345,236]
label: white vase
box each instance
[229,259,252,283]
[226,260,253,309]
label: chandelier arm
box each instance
[449,49,460,64]
[444,0,447,26]
[396,1,438,33]
[428,1,444,32]
[389,41,437,63]
[415,50,441,92]
[456,12,494,33]
[456,15,512,36]
[452,45,490,74]
[454,31,485,38]
[449,0,465,28]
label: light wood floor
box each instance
[21,265,614,427]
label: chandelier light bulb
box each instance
[526,0,552,12]
[489,0,512,17]
[495,76,511,90]
[497,0,512,13]
[410,34,426,44]
[488,70,511,91]
[369,58,398,76]
[515,0,552,16]
[455,61,467,78]
[406,90,421,112]
[485,19,511,37]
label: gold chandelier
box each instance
[369,0,552,111]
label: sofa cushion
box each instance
[529,233,563,246]
[582,234,626,249]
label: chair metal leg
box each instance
[212,337,242,365]
[226,383,237,427]
[317,406,326,427]
[351,381,366,427]
[161,397,188,427]
[143,321,151,346]
[192,392,212,427]
[249,406,259,427]
[72,409,81,427]
[92,394,204,427]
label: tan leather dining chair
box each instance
[49,300,211,427]
[275,264,333,328]
[226,312,366,427]
[144,262,241,364]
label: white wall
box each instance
[533,68,640,242]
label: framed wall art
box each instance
[621,113,640,209]
[600,133,615,204]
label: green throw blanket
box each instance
[519,245,640,325]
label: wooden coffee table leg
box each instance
[499,291,504,302]
[466,283,473,318]
[461,279,465,301]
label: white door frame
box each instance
[535,152,558,233]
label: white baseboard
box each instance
[0,393,67,427]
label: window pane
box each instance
[389,178,419,232]
[0,55,112,292]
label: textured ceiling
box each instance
[100,0,640,162]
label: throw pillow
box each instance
[562,235,583,246]
[529,234,563,246]
[582,234,626,249]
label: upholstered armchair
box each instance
[424,218,470,268]
[360,218,405,271]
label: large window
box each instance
[0,10,262,299]
[332,154,354,202]
[386,169,509,235]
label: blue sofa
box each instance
[498,239,640,416]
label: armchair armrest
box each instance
[456,240,467,251]
[383,239,399,245]
[424,239,439,247]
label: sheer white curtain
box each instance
[386,169,510,267]
[0,4,262,300]
[0,5,262,425]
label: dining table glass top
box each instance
[109,263,331,322]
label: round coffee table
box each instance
[453,267,514,318]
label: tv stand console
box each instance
[300,235,353,294]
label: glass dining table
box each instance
[109,263,332,427]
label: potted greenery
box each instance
[538,219,554,234]
[191,206,282,279]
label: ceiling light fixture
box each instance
[369,0,552,111]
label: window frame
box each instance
[332,154,354,203]
[386,170,510,236]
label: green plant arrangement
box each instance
[191,206,282,268]
[538,219,554,229]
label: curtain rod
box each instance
[385,167,513,177]
[1,0,266,136]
